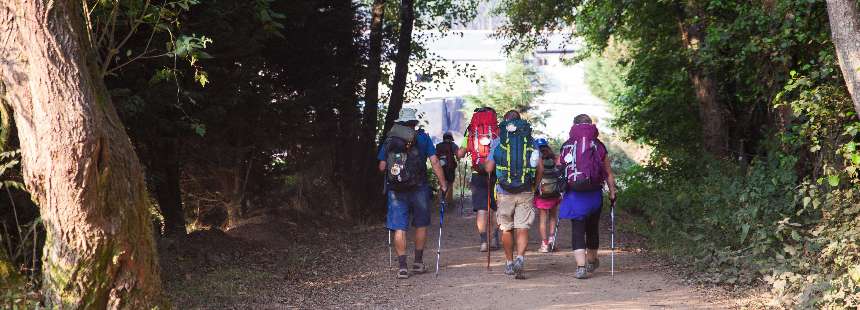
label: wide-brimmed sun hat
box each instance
[395,107,419,122]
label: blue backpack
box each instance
[494,118,535,193]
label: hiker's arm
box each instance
[457,137,468,158]
[377,140,388,172]
[604,156,617,200]
[535,156,544,187]
[429,155,448,193]
[484,159,495,174]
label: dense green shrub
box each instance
[618,80,860,307]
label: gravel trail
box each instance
[165,197,731,309]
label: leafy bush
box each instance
[620,80,860,308]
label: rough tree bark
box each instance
[153,137,186,236]
[826,0,860,119]
[362,0,387,211]
[678,3,729,158]
[381,0,415,138]
[0,1,164,308]
[364,0,386,146]
[689,72,728,157]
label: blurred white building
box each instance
[404,4,611,143]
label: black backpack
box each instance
[435,141,457,182]
[538,157,562,198]
[385,124,424,191]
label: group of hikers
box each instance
[378,106,617,280]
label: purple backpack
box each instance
[559,124,607,192]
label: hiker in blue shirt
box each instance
[485,110,543,280]
[378,108,448,279]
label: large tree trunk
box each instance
[826,0,860,119]
[0,2,164,308]
[364,0,386,146]
[689,73,728,157]
[153,137,186,236]
[677,5,729,158]
[381,0,415,138]
[362,0,387,212]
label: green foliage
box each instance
[374,0,482,107]
[464,57,548,128]
[616,79,860,308]
[499,0,860,307]
[86,0,210,78]
[0,150,23,192]
[583,42,627,103]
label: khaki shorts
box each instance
[495,189,535,231]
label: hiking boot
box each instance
[586,259,600,273]
[538,241,550,253]
[480,242,488,252]
[575,266,588,279]
[411,262,427,274]
[513,257,525,279]
[504,262,515,276]
[397,268,410,279]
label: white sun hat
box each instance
[395,107,419,122]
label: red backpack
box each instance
[465,108,499,173]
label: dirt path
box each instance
[163,197,732,309]
[373,201,727,309]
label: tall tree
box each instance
[361,0,387,206]
[0,1,163,307]
[364,0,386,142]
[677,3,729,157]
[382,0,416,137]
[826,0,860,119]
[152,137,186,235]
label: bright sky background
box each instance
[418,30,612,140]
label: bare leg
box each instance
[516,229,529,256]
[490,209,497,237]
[414,227,427,251]
[548,206,558,238]
[394,230,408,255]
[586,248,598,263]
[502,229,515,261]
[476,210,487,237]
[538,209,548,242]
[573,249,587,267]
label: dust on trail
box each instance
[365,200,729,310]
[164,197,732,309]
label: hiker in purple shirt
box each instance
[558,114,617,279]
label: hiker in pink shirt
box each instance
[533,138,562,253]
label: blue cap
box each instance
[534,138,548,148]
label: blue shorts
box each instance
[386,185,432,231]
[470,173,497,212]
[559,190,603,221]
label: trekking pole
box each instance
[610,197,617,277]
[486,174,492,271]
[551,207,560,252]
[459,163,466,216]
[383,176,391,270]
[436,189,447,277]
[388,229,392,269]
